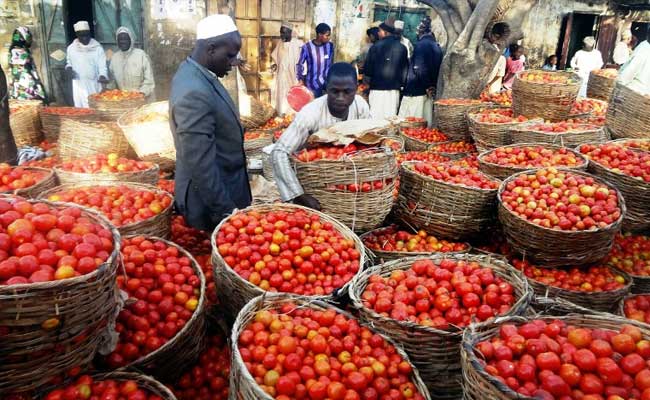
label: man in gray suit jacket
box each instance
[170,15,252,231]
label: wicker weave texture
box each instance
[512,71,581,121]
[509,123,610,147]
[606,82,650,139]
[58,119,134,161]
[9,99,43,147]
[434,102,487,141]
[587,70,617,101]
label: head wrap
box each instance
[379,22,395,35]
[583,36,596,47]
[74,21,90,32]
[10,27,32,50]
[115,26,134,51]
[281,21,293,30]
[394,20,404,31]
[196,14,238,40]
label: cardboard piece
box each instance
[307,118,394,146]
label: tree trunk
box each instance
[0,66,17,165]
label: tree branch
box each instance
[419,0,464,47]
[464,0,501,49]
[446,0,473,26]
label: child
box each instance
[503,44,525,89]
[543,54,558,71]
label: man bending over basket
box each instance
[271,62,372,211]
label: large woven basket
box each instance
[349,254,531,399]
[607,235,650,294]
[293,148,398,232]
[39,181,173,238]
[88,92,146,120]
[58,119,134,161]
[607,82,650,139]
[399,129,449,151]
[467,109,542,152]
[40,107,97,142]
[497,169,625,267]
[54,164,159,186]
[512,70,581,121]
[477,143,588,180]
[399,117,428,129]
[0,166,58,199]
[434,100,488,141]
[210,203,367,319]
[9,99,43,147]
[587,69,617,101]
[240,97,276,129]
[509,121,609,147]
[395,162,500,240]
[582,152,650,233]
[0,197,121,394]
[243,131,273,161]
[230,293,432,400]
[461,314,650,400]
[118,101,176,172]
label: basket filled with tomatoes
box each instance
[480,89,513,107]
[0,196,120,393]
[349,254,531,399]
[578,142,650,232]
[9,99,43,147]
[0,164,58,199]
[511,258,631,313]
[428,140,476,160]
[40,106,97,142]
[569,97,608,119]
[54,154,159,186]
[587,68,618,101]
[211,203,366,318]
[97,235,206,381]
[606,82,650,140]
[607,233,650,294]
[498,168,625,267]
[293,143,398,232]
[478,144,588,181]
[42,371,177,400]
[399,116,428,129]
[40,182,173,238]
[395,160,501,240]
[512,70,582,121]
[399,126,450,152]
[434,98,490,141]
[89,89,146,120]
[360,224,470,264]
[244,130,273,161]
[621,294,650,326]
[467,107,539,152]
[231,292,431,400]
[461,314,650,400]
[509,120,609,148]
[58,118,134,161]
[610,138,650,153]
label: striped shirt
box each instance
[296,41,334,95]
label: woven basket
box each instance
[509,122,609,147]
[40,107,97,142]
[497,169,625,267]
[530,294,611,316]
[243,132,273,160]
[211,203,366,319]
[118,101,176,172]
[0,167,58,199]
[39,182,173,238]
[0,197,121,394]
[461,314,649,400]
[521,265,632,313]
[610,137,650,153]
[240,97,276,129]
[512,70,581,121]
[584,155,650,233]
[619,294,650,322]
[58,119,134,161]
[54,164,159,186]
[399,118,428,129]
[400,129,449,152]
[230,293,432,400]
[607,82,650,139]
[477,143,588,180]
[88,92,146,120]
[9,99,43,147]
[293,148,398,232]
[40,371,177,399]
[395,162,499,240]
[467,110,542,151]
[434,100,488,141]
[587,69,617,101]
[349,254,531,399]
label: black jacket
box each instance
[403,34,443,97]
[169,58,252,231]
[363,36,408,91]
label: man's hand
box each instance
[98,75,109,84]
[65,67,78,80]
[293,194,321,211]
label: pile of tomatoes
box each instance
[480,90,513,106]
[579,143,650,183]
[436,99,485,106]
[171,215,211,255]
[328,179,392,193]
[607,233,650,277]
[623,295,650,325]
[520,71,578,84]
[571,98,608,117]
[429,141,476,154]
[396,151,450,167]
[408,162,500,190]
[157,179,175,194]
[41,106,95,116]
[482,145,585,169]
[295,143,377,162]
[0,163,49,192]
[362,225,469,254]
[44,375,165,400]
[91,89,144,101]
[58,154,154,174]
[401,127,449,144]
[23,156,60,168]
[527,122,598,133]
[472,108,528,124]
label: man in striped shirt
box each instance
[296,23,334,98]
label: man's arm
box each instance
[140,53,156,97]
[399,44,409,87]
[296,45,308,83]
[363,46,374,79]
[173,92,237,223]
[618,51,641,86]
[97,47,109,83]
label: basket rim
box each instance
[53,163,159,178]
[401,161,501,193]
[359,225,472,258]
[348,253,532,335]
[41,106,96,116]
[0,197,121,292]
[89,91,145,102]
[0,166,56,195]
[477,143,589,171]
[496,167,627,235]
[117,101,169,129]
[291,146,397,164]
[434,99,490,106]
[514,69,582,85]
[467,111,540,127]
[508,121,602,135]
[400,128,450,145]
[577,143,650,187]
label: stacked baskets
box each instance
[8,99,43,147]
[434,99,488,141]
[606,82,650,140]
[587,68,618,101]
[240,96,276,129]
[88,90,146,120]
[512,70,581,121]
[58,119,134,161]
[40,106,97,142]
[467,108,540,152]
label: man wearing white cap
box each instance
[394,20,413,60]
[271,22,303,115]
[65,21,108,107]
[169,14,252,231]
[570,36,603,97]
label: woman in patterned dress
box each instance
[8,26,46,102]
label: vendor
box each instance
[65,21,108,107]
[570,36,603,97]
[271,62,371,210]
[618,27,650,96]
[109,26,156,102]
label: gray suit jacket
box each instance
[169,58,252,231]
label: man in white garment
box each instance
[394,20,413,60]
[271,62,371,210]
[65,21,108,108]
[570,36,603,97]
[485,23,510,94]
[109,26,155,102]
[271,22,304,115]
[613,30,632,66]
[618,28,650,96]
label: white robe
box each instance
[570,49,603,97]
[369,90,400,119]
[109,28,155,102]
[66,38,107,108]
[399,95,433,127]
[618,40,650,96]
[271,38,304,115]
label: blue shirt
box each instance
[296,41,334,95]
